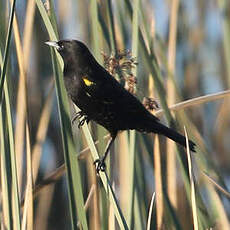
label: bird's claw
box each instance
[72,111,84,124]
[72,111,89,128]
[77,116,89,128]
[94,159,106,173]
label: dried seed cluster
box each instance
[102,50,158,111]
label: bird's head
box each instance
[45,40,91,65]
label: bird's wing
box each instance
[83,67,135,103]
[83,66,160,121]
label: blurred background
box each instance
[0,0,230,229]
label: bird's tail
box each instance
[148,122,196,152]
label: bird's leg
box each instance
[78,116,89,128]
[72,111,89,128]
[94,133,117,173]
[72,111,84,124]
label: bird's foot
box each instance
[94,158,106,173]
[77,116,89,128]
[72,111,89,128]
[72,111,84,124]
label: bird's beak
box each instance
[45,41,60,49]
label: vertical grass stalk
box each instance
[0,0,16,104]
[127,0,139,228]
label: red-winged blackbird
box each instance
[46,40,196,172]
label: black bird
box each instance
[46,40,196,172]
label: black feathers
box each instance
[46,40,196,172]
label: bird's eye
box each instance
[57,43,64,51]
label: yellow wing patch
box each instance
[83,77,94,86]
